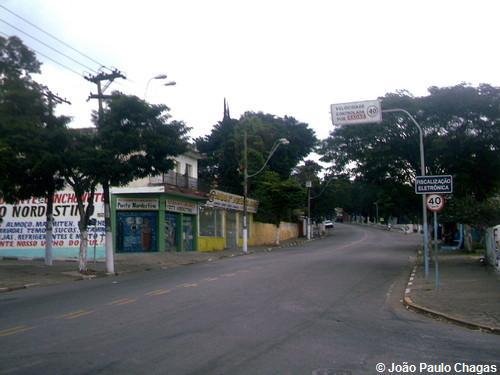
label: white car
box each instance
[324,220,334,229]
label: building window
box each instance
[199,207,223,237]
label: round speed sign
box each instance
[426,194,445,212]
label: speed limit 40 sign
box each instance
[426,194,445,212]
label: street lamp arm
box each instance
[382,108,423,137]
[144,74,173,100]
[310,174,337,200]
[247,139,288,178]
[383,107,430,279]
[243,135,289,254]
[382,108,425,176]
[247,142,280,178]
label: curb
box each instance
[403,264,500,335]
[0,283,40,293]
[0,237,316,293]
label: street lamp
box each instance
[382,108,429,278]
[306,180,312,240]
[144,74,176,100]
[242,133,289,254]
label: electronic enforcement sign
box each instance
[415,175,453,194]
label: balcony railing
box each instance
[150,171,209,192]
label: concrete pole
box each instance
[383,109,429,278]
[307,184,311,240]
[242,128,248,254]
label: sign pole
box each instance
[434,211,439,289]
[383,108,429,278]
[426,194,445,289]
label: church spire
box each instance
[223,98,231,121]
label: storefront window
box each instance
[199,207,223,237]
[165,212,178,251]
[116,211,158,253]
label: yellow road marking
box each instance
[202,277,219,282]
[108,298,132,305]
[146,289,171,296]
[109,298,136,306]
[179,283,198,288]
[59,309,94,320]
[0,325,34,337]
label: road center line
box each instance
[110,298,137,306]
[59,310,94,320]
[146,289,171,296]
[202,277,219,282]
[179,283,198,288]
[0,325,34,337]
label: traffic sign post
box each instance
[426,194,445,289]
[330,102,431,279]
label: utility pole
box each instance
[85,69,126,274]
[306,181,312,240]
[42,90,70,266]
[242,128,248,254]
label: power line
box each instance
[30,47,85,78]
[1,32,85,78]
[0,4,106,68]
[0,18,98,73]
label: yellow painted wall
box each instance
[198,237,225,252]
[249,222,299,246]
[279,222,299,241]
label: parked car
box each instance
[324,220,334,229]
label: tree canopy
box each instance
[319,84,500,224]
[196,111,317,224]
[95,93,190,186]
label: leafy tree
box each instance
[292,160,323,187]
[196,116,241,193]
[320,84,500,225]
[0,36,70,265]
[93,94,190,272]
[240,112,317,181]
[197,111,317,195]
[62,130,99,272]
[197,111,317,227]
[253,171,305,244]
[311,176,354,221]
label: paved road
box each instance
[0,224,499,374]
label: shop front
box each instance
[198,190,258,252]
[165,198,198,252]
[112,188,203,253]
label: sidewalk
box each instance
[0,238,310,292]
[404,253,500,334]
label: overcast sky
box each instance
[1,0,500,142]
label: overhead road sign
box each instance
[415,175,453,194]
[330,100,382,126]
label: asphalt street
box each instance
[0,224,499,375]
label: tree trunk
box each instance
[78,229,88,273]
[44,190,54,266]
[103,181,115,274]
[275,222,281,245]
[76,193,92,273]
[464,225,473,252]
